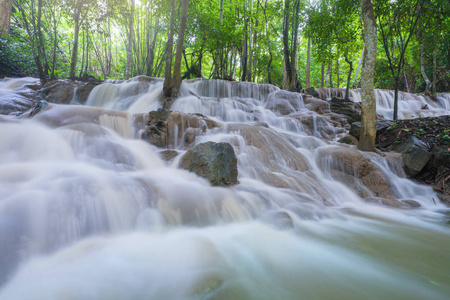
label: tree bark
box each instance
[321,63,324,88]
[335,48,339,88]
[171,0,189,91]
[344,47,353,101]
[0,0,12,36]
[162,0,189,109]
[282,0,292,88]
[126,0,135,79]
[420,40,431,93]
[289,0,301,91]
[69,10,81,79]
[353,48,364,88]
[163,0,176,98]
[306,37,311,88]
[17,1,45,81]
[37,0,49,76]
[358,0,377,152]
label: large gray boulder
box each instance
[395,136,432,176]
[179,142,238,186]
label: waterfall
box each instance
[0,78,449,300]
[348,88,449,119]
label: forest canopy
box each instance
[0,0,449,93]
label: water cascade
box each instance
[348,89,450,119]
[0,77,449,300]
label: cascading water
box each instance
[0,77,449,300]
[349,89,450,119]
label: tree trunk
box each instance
[420,40,431,93]
[126,0,135,79]
[393,76,399,120]
[241,20,248,81]
[282,0,292,88]
[344,47,353,101]
[289,0,301,91]
[163,0,176,98]
[335,48,339,88]
[163,0,189,109]
[171,0,189,91]
[0,0,12,36]
[306,37,311,88]
[37,0,49,77]
[353,48,364,88]
[358,0,377,152]
[147,16,160,77]
[69,11,81,79]
[17,1,45,81]
[432,49,437,96]
[321,63,324,88]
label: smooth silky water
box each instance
[0,78,449,299]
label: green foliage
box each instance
[0,0,447,92]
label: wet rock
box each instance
[38,80,98,104]
[365,197,408,208]
[395,136,431,176]
[264,90,304,115]
[401,200,421,208]
[427,145,450,174]
[329,97,362,124]
[159,150,179,161]
[337,134,359,145]
[293,114,345,139]
[141,110,219,148]
[350,120,394,140]
[303,97,330,114]
[304,87,319,98]
[349,122,361,139]
[179,141,238,186]
[28,100,49,117]
[316,146,396,199]
[437,192,450,207]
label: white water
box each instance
[0,78,449,299]
[349,89,450,119]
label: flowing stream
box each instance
[0,77,449,300]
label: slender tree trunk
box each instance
[163,0,189,109]
[37,0,49,76]
[263,1,272,83]
[69,11,81,79]
[335,48,340,88]
[403,69,410,93]
[306,37,311,88]
[17,2,45,81]
[283,0,292,88]
[289,0,301,91]
[327,59,332,87]
[393,76,401,120]
[126,0,135,79]
[420,41,431,93]
[0,0,12,36]
[241,21,248,81]
[163,0,176,97]
[171,0,189,91]
[321,63,324,88]
[147,16,159,77]
[344,47,353,101]
[353,48,364,88]
[51,24,57,79]
[432,50,437,96]
[358,0,377,152]
[432,12,440,97]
